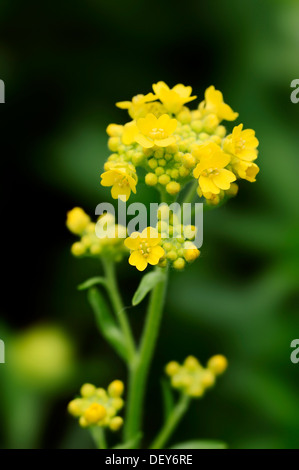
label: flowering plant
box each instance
[66,81,259,449]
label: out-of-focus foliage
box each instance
[1,0,298,449]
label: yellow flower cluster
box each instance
[101,82,259,203]
[165,355,227,398]
[66,208,128,261]
[68,380,124,431]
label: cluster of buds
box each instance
[66,208,128,261]
[101,82,259,203]
[68,380,124,431]
[165,355,227,398]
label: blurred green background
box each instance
[1,0,299,449]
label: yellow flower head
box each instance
[224,124,259,161]
[68,381,124,431]
[135,113,177,148]
[116,93,158,119]
[101,163,137,201]
[124,227,165,271]
[199,86,238,122]
[153,81,197,114]
[193,142,236,196]
[66,207,91,235]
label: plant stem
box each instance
[124,267,168,445]
[90,426,107,449]
[102,257,136,364]
[150,394,190,449]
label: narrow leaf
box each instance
[78,277,107,291]
[87,287,127,360]
[171,440,227,449]
[132,271,166,306]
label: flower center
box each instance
[149,127,167,140]
[202,168,219,177]
[139,241,151,258]
[235,138,245,153]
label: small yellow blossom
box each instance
[68,381,124,431]
[66,207,91,235]
[199,86,238,122]
[153,81,197,114]
[207,355,228,375]
[232,159,259,182]
[124,227,165,271]
[223,124,259,161]
[135,113,177,148]
[101,163,137,201]
[116,93,158,119]
[193,142,236,196]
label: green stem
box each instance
[182,181,198,204]
[90,426,107,449]
[102,257,136,364]
[150,394,190,449]
[124,267,168,445]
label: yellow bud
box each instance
[203,114,219,132]
[177,109,192,124]
[179,166,190,178]
[132,152,144,166]
[199,132,210,141]
[183,153,196,169]
[191,120,203,133]
[79,416,88,428]
[170,169,179,179]
[215,125,226,138]
[68,399,82,417]
[201,370,215,388]
[108,137,120,152]
[207,355,228,375]
[66,207,90,235]
[148,158,158,170]
[166,181,181,195]
[106,124,123,137]
[81,383,96,397]
[226,182,238,197]
[84,403,106,424]
[210,135,222,145]
[163,242,172,252]
[155,167,164,176]
[112,397,124,411]
[188,384,204,398]
[71,242,86,256]
[108,380,124,397]
[158,174,171,185]
[96,388,107,399]
[184,355,200,371]
[81,235,93,248]
[191,110,202,120]
[158,158,166,167]
[145,173,158,186]
[184,243,200,262]
[167,250,177,261]
[167,144,178,154]
[165,361,180,376]
[109,416,123,431]
[90,243,102,255]
[173,257,185,270]
[154,148,164,159]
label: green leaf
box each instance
[113,433,143,449]
[78,277,107,290]
[87,287,127,361]
[161,378,175,422]
[171,440,227,449]
[132,271,166,306]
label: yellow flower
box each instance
[223,124,259,161]
[232,159,259,182]
[193,142,236,195]
[199,86,238,122]
[122,120,139,145]
[135,113,177,148]
[153,81,197,114]
[124,227,165,271]
[66,207,90,235]
[116,93,158,119]
[101,164,137,201]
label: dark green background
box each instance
[0,0,299,449]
